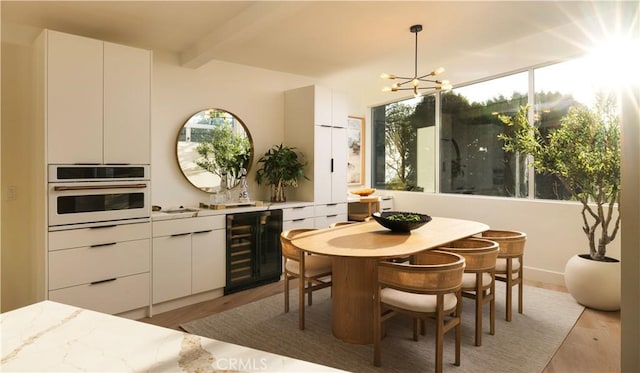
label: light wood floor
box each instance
[139,280,620,373]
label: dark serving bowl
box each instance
[371,211,432,232]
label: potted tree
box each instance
[498,94,621,310]
[255,144,308,202]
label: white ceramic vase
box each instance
[564,254,621,311]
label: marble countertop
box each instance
[1,300,344,372]
[152,201,315,221]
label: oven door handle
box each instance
[53,183,148,191]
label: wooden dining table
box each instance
[290,216,489,345]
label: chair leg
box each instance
[475,281,483,346]
[435,297,444,373]
[518,261,524,314]
[505,259,513,322]
[284,274,290,313]
[455,291,462,367]
[490,282,496,336]
[413,318,420,341]
[299,276,305,330]
[308,280,313,306]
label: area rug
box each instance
[181,283,583,373]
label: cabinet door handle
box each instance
[193,230,213,234]
[171,232,190,237]
[90,225,117,229]
[90,278,116,285]
[330,158,334,172]
[90,242,116,248]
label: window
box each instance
[372,55,619,200]
[372,95,436,192]
[440,73,528,197]
[533,58,613,200]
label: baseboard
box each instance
[149,288,224,316]
[524,266,566,287]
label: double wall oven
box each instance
[48,165,150,229]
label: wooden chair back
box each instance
[477,230,526,258]
[280,229,317,262]
[434,238,499,273]
[378,250,465,294]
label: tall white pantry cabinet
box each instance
[42,29,151,164]
[284,85,348,228]
[32,29,153,317]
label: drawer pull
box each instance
[382,207,392,211]
[292,218,306,222]
[327,214,338,218]
[90,225,117,229]
[90,242,117,248]
[171,232,191,237]
[90,278,116,285]
[193,230,213,234]
[292,206,306,210]
[326,203,338,207]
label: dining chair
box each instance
[280,229,332,330]
[428,238,499,346]
[373,250,465,373]
[476,229,526,321]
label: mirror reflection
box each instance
[177,108,253,193]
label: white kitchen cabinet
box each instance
[152,215,226,304]
[42,29,151,164]
[103,42,151,164]
[284,85,349,227]
[152,233,192,304]
[47,222,151,315]
[282,204,315,231]
[191,228,226,294]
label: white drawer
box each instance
[314,202,347,217]
[380,197,394,212]
[49,272,150,315]
[153,215,225,237]
[283,218,316,231]
[48,222,150,251]
[282,205,315,221]
[315,213,348,228]
[49,239,150,290]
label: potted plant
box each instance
[255,144,308,202]
[498,93,621,310]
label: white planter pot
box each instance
[564,254,621,311]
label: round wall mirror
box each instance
[176,108,253,193]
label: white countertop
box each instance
[152,201,315,221]
[0,300,344,372]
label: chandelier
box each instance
[381,24,452,97]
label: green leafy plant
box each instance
[497,94,620,261]
[195,118,251,187]
[255,144,308,202]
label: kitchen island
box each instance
[0,300,343,372]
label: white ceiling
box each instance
[2,1,635,92]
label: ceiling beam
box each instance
[179,2,309,69]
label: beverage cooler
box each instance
[224,209,283,295]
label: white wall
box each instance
[390,191,621,286]
[150,52,366,209]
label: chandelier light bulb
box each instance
[381,25,450,96]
